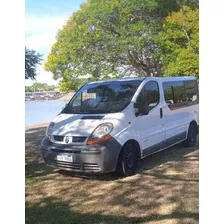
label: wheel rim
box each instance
[189,126,196,144]
[126,152,134,169]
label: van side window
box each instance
[163,81,186,110]
[136,81,159,110]
[145,82,159,109]
[185,80,198,106]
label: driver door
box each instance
[133,81,166,157]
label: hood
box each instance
[51,113,118,136]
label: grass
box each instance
[25,176,38,185]
[25,124,199,224]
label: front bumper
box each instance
[40,137,122,173]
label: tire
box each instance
[116,143,138,177]
[183,123,198,147]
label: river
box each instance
[25,100,69,126]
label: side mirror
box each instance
[134,102,149,116]
[166,100,173,107]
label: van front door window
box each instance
[136,81,159,111]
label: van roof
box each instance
[89,77,145,84]
[88,76,197,84]
[145,76,197,82]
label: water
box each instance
[25,100,69,126]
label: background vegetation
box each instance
[25,82,57,92]
[43,0,199,91]
[25,47,43,80]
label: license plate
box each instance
[56,154,73,162]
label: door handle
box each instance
[160,108,163,119]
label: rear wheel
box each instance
[183,123,198,147]
[116,143,138,177]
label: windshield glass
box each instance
[62,80,142,114]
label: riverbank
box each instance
[25,121,50,130]
[58,92,75,101]
[25,92,75,102]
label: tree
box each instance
[25,83,57,92]
[25,47,43,80]
[44,0,182,81]
[59,78,89,92]
[156,6,199,77]
[25,86,33,92]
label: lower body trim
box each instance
[143,131,187,157]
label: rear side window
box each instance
[185,80,199,106]
[163,81,186,110]
[136,81,159,110]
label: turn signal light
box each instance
[46,136,52,142]
[87,134,112,145]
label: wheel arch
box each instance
[119,139,142,161]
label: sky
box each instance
[25,0,87,86]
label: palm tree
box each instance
[25,47,43,80]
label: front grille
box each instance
[51,148,81,154]
[83,163,100,171]
[56,161,81,170]
[54,135,64,142]
[53,136,87,143]
[72,136,87,142]
[55,161,100,172]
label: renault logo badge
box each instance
[64,136,72,144]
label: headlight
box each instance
[87,123,113,145]
[46,122,54,137]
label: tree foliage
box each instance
[25,47,43,80]
[44,0,182,80]
[59,79,89,92]
[157,6,199,77]
[44,0,199,87]
[25,82,56,92]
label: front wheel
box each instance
[183,123,198,147]
[116,143,138,177]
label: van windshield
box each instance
[62,80,142,114]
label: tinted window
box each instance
[163,81,186,110]
[136,81,159,109]
[185,80,198,106]
[145,82,159,108]
[163,83,174,105]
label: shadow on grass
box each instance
[26,125,54,180]
[58,141,198,181]
[140,172,198,182]
[26,196,198,224]
[26,126,199,224]
[58,170,120,181]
